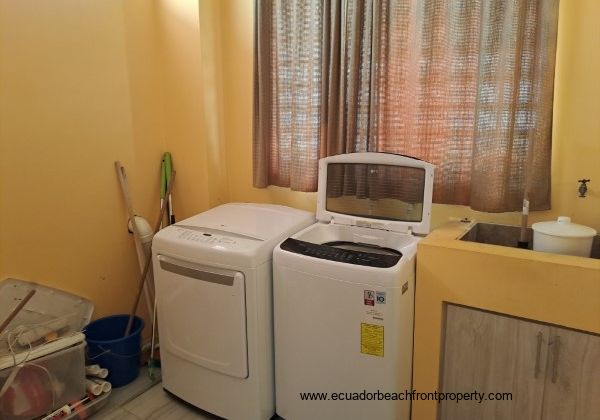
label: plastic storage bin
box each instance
[0,342,86,419]
[0,279,92,420]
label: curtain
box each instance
[253,0,559,212]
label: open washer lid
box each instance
[316,152,434,235]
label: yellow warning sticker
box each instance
[361,323,384,357]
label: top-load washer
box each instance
[273,152,434,420]
[152,203,314,420]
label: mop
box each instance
[148,156,170,380]
[152,153,175,377]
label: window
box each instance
[253,0,559,212]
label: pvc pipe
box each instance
[86,379,102,396]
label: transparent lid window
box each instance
[325,162,426,222]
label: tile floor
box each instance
[93,367,281,419]
[96,382,218,420]
[92,366,217,419]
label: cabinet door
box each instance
[541,327,600,420]
[440,305,549,420]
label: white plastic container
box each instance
[0,279,92,419]
[532,216,597,257]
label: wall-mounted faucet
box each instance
[578,179,590,198]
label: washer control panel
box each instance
[280,238,401,268]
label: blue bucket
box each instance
[84,315,145,388]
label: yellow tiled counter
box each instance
[412,222,600,419]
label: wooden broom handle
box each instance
[124,170,176,337]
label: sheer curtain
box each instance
[253,0,559,212]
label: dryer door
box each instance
[155,255,248,379]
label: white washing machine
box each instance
[274,152,434,420]
[152,203,314,420]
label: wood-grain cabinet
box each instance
[440,304,600,420]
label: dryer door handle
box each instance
[157,255,235,286]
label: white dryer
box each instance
[152,203,314,420]
[274,152,434,420]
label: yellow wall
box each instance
[156,0,211,221]
[550,0,600,230]
[0,0,166,319]
[0,0,228,322]
[218,0,600,232]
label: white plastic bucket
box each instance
[532,216,596,257]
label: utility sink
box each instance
[459,222,600,259]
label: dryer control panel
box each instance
[176,228,237,245]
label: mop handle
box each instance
[124,170,176,337]
[164,153,175,225]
